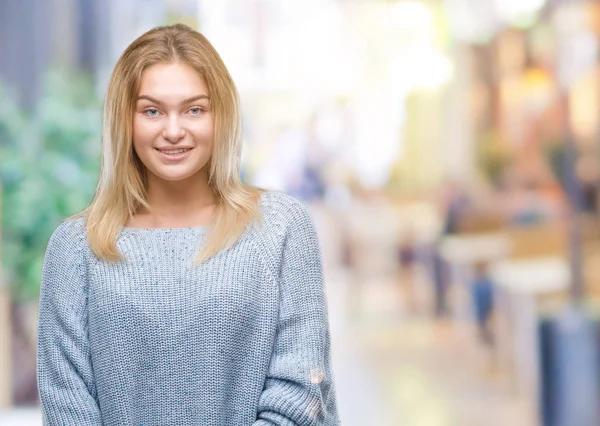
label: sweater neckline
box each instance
[120,225,209,234]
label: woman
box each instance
[36,24,339,425]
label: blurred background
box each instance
[2,0,600,425]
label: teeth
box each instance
[159,149,189,155]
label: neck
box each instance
[139,171,218,226]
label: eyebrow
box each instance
[137,94,210,105]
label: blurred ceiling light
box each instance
[391,46,454,91]
[387,1,434,29]
[354,91,404,189]
[444,0,498,43]
[494,0,548,26]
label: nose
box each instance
[162,115,186,143]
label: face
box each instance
[133,62,214,186]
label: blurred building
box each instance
[0,0,173,109]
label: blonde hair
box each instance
[70,23,265,265]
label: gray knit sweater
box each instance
[36,190,339,426]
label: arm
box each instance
[36,219,103,425]
[254,201,340,426]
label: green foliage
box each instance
[0,70,101,301]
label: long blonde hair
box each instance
[70,23,264,265]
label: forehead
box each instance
[138,62,209,100]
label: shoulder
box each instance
[46,216,88,254]
[251,190,319,262]
[41,217,92,296]
[257,190,315,232]
[251,190,322,278]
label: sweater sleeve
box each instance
[36,219,103,425]
[254,200,340,426]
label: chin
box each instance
[150,166,207,183]
[156,172,197,182]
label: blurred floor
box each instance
[316,202,535,426]
[328,267,533,426]
[0,406,40,426]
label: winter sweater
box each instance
[36,190,340,426]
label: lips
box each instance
[154,147,193,161]
[155,147,192,153]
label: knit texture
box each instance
[36,190,340,426]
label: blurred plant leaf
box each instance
[0,69,101,301]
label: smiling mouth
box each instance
[155,148,192,155]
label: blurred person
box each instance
[300,99,353,203]
[36,24,339,426]
[431,182,471,318]
[396,231,419,314]
[471,262,495,346]
[441,181,471,235]
[577,155,600,215]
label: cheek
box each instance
[133,117,147,140]
[132,118,143,146]
[132,117,158,152]
[204,122,216,150]
[191,121,213,140]
[192,114,214,140]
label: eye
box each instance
[188,107,204,115]
[144,108,160,117]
